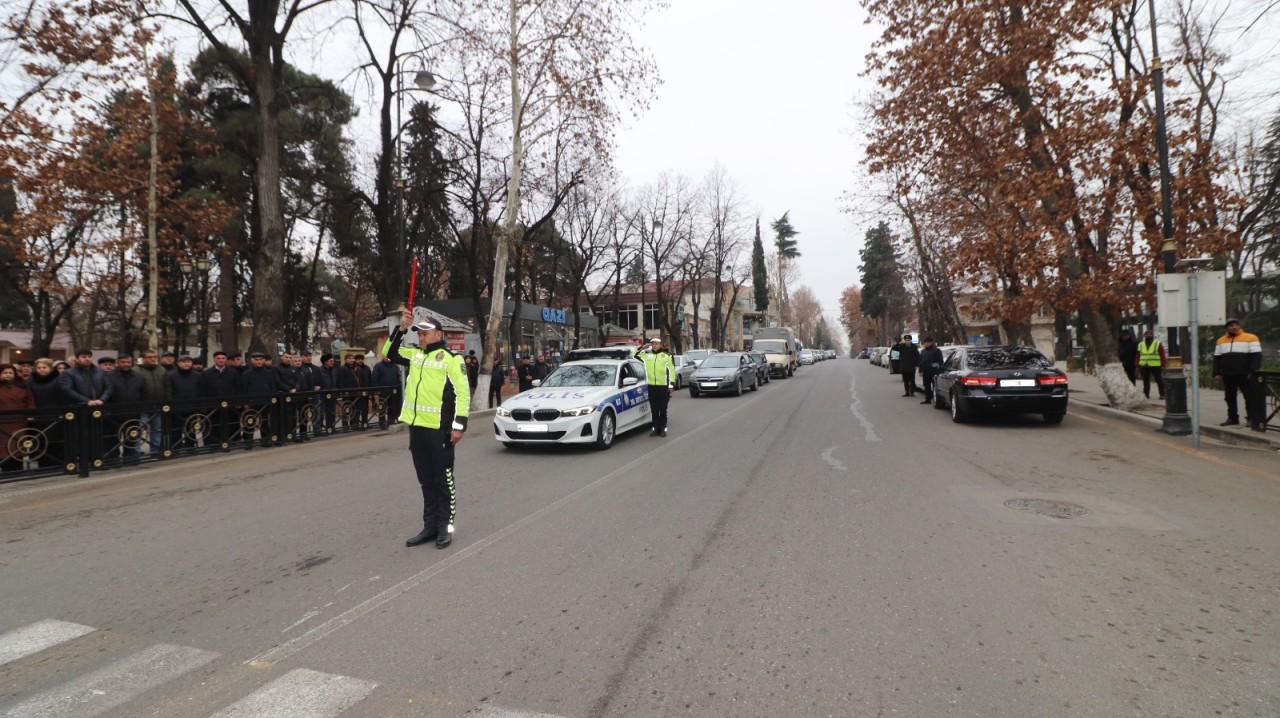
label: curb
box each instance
[1068,399,1280,451]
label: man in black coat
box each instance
[1116,329,1138,385]
[371,353,402,429]
[57,349,112,408]
[240,352,276,446]
[197,351,242,446]
[917,337,945,405]
[316,353,337,432]
[517,356,535,392]
[897,334,920,397]
[168,355,201,447]
[107,355,147,460]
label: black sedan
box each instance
[747,351,771,385]
[690,352,759,397]
[933,346,1068,424]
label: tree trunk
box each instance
[246,35,286,354]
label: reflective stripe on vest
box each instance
[1137,340,1162,367]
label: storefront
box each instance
[421,299,599,364]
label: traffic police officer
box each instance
[637,336,676,437]
[385,311,471,549]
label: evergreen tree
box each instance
[751,218,769,311]
[858,221,908,341]
[772,211,800,259]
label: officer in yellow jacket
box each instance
[385,310,470,549]
[636,336,676,437]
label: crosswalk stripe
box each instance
[0,620,95,668]
[465,708,569,718]
[206,668,376,718]
[1,643,217,718]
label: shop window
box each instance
[643,303,661,330]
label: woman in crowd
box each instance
[0,363,36,471]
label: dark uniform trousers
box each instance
[1222,373,1265,424]
[649,385,671,432]
[408,426,457,533]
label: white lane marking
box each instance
[207,668,376,718]
[848,374,881,442]
[821,446,847,471]
[2,643,217,718]
[248,402,754,667]
[466,708,568,718]
[281,611,320,633]
[0,620,96,668]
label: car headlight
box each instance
[495,406,511,417]
[561,405,596,417]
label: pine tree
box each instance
[751,218,769,311]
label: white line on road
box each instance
[821,446,848,471]
[848,374,881,442]
[248,402,754,668]
[206,668,376,718]
[465,707,568,718]
[1,643,217,718]
[0,620,95,668]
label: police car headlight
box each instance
[561,405,596,417]
[495,406,512,417]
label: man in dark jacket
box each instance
[57,349,112,407]
[240,352,276,446]
[136,350,171,454]
[350,354,373,428]
[897,334,920,397]
[533,355,551,382]
[272,352,304,440]
[197,351,241,446]
[517,356,535,392]
[168,356,201,447]
[1116,329,1138,385]
[371,353,402,429]
[488,360,506,409]
[107,355,147,460]
[316,353,337,432]
[888,338,904,375]
[917,337,945,405]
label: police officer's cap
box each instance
[411,316,442,332]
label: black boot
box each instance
[405,528,437,547]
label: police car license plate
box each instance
[522,424,549,432]
[1000,379,1036,388]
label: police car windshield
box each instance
[541,364,616,387]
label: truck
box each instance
[752,327,798,378]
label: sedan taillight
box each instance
[1038,374,1069,385]
[962,376,997,387]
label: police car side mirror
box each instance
[531,379,541,388]
[622,377,639,387]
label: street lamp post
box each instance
[395,62,438,309]
[179,256,212,363]
[1148,0,1191,435]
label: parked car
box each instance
[798,349,816,365]
[690,352,759,397]
[932,346,1069,425]
[494,358,651,449]
[747,351,770,384]
[671,355,687,389]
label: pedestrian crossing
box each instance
[0,620,373,718]
[0,618,569,718]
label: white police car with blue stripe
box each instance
[494,359,651,450]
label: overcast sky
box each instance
[612,0,878,327]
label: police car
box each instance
[494,353,651,450]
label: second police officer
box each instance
[637,336,676,437]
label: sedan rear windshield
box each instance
[966,347,1052,369]
[700,356,741,369]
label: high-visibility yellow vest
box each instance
[1137,340,1162,367]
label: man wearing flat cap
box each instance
[385,310,471,549]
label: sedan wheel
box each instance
[734,378,743,396]
[950,390,969,424]
[690,386,701,397]
[595,410,616,450]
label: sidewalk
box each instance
[1064,369,1279,450]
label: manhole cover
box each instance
[1004,498,1090,519]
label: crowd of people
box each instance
[0,348,406,471]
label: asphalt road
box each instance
[1,359,1277,717]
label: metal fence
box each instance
[0,386,400,484]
